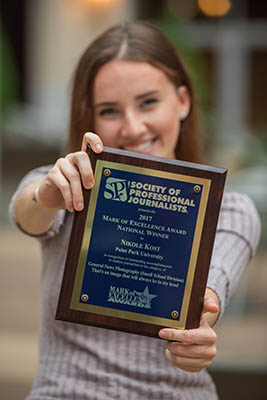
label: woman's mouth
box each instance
[122,138,157,153]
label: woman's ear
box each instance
[177,85,191,120]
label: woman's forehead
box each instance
[93,60,173,102]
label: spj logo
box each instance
[104,177,128,202]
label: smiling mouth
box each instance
[122,138,157,153]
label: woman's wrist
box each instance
[32,185,41,204]
[14,180,58,235]
[31,183,49,209]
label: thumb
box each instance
[202,288,220,315]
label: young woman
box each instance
[11,22,260,399]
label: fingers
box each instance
[166,340,217,361]
[57,157,84,212]
[41,132,103,212]
[159,317,216,345]
[66,151,94,190]
[52,152,93,212]
[46,164,76,212]
[82,132,103,153]
[165,342,217,372]
[159,317,217,372]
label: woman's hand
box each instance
[158,288,220,372]
[38,132,103,212]
[13,132,103,235]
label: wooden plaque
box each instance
[56,146,227,338]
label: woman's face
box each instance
[93,60,190,159]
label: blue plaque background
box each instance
[79,166,202,322]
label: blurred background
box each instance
[0,0,266,399]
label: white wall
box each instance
[10,0,135,143]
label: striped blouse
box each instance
[10,166,261,400]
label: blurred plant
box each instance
[239,130,267,168]
[155,13,211,110]
[153,13,267,167]
[154,12,215,155]
[0,25,19,121]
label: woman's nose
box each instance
[120,111,146,138]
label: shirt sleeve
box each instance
[9,165,67,240]
[207,192,261,317]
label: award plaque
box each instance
[56,146,227,337]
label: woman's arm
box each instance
[13,179,59,235]
[206,192,261,317]
[158,193,261,372]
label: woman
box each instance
[11,22,260,399]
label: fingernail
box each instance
[88,179,94,188]
[95,144,102,152]
[76,201,83,211]
[159,330,167,338]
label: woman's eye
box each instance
[142,98,158,107]
[99,108,117,116]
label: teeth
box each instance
[124,139,154,152]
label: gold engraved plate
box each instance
[56,147,227,337]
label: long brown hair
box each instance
[69,22,203,163]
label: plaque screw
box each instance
[193,185,201,194]
[171,310,179,319]
[81,294,89,302]
[104,169,111,177]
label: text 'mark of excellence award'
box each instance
[56,146,227,338]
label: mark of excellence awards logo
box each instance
[103,177,196,213]
[108,285,157,309]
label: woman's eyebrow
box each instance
[94,101,117,109]
[135,90,159,100]
[94,91,159,109]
